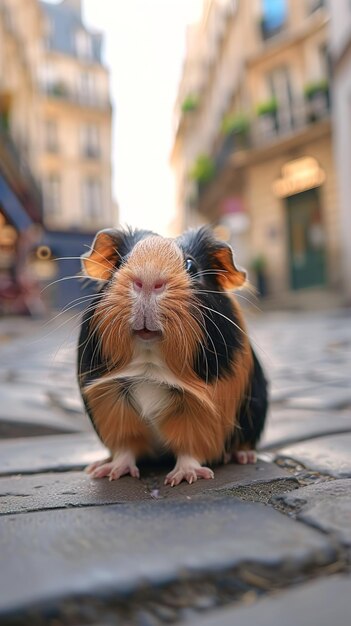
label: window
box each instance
[45,120,59,152]
[267,66,294,131]
[79,72,95,104]
[39,63,56,92]
[261,0,287,39]
[80,124,100,158]
[75,30,93,60]
[82,178,102,220]
[43,174,61,216]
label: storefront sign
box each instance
[273,157,325,198]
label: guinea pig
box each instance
[77,226,268,486]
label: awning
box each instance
[0,174,33,231]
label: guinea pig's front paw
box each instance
[88,451,140,481]
[164,455,214,487]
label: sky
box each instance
[77,0,203,234]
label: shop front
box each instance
[273,156,328,292]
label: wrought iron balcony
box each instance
[214,94,330,175]
[41,83,111,111]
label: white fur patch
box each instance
[115,342,182,422]
[132,381,172,420]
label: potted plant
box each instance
[304,79,329,122]
[250,254,268,298]
[221,113,250,150]
[256,97,279,135]
[51,81,68,98]
[181,94,199,113]
[190,154,215,196]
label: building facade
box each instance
[171,0,341,302]
[0,0,116,310]
[37,0,115,307]
[329,0,351,304]
[0,0,45,314]
[38,0,114,233]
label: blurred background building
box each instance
[0,0,116,312]
[171,0,349,307]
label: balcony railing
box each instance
[41,83,111,111]
[214,94,330,176]
[82,146,100,159]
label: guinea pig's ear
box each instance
[212,242,246,290]
[82,229,121,280]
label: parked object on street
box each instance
[78,227,268,486]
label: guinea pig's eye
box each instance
[185,258,198,276]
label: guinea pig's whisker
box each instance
[195,304,229,363]
[191,269,228,281]
[177,310,210,382]
[86,308,115,371]
[195,289,262,313]
[233,292,262,312]
[190,303,220,383]
[40,274,88,294]
[196,303,247,338]
[82,243,122,266]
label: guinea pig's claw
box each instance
[88,452,140,481]
[85,458,112,474]
[165,458,214,487]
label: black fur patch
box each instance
[177,227,243,382]
[235,349,268,446]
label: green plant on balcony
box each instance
[190,154,215,184]
[304,79,330,122]
[220,113,250,152]
[221,113,249,136]
[256,97,278,117]
[303,79,329,100]
[50,81,68,97]
[256,97,279,135]
[181,94,199,113]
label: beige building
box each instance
[171,0,341,301]
[0,0,44,313]
[0,0,116,308]
[329,0,351,304]
[37,0,114,232]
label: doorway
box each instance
[286,188,327,290]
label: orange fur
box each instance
[84,382,152,456]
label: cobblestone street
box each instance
[0,308,350,625]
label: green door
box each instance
[286,188,326,290]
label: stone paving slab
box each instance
[0,385,88,437]
[0,499,338,616]
[187,575,351,626]
[269,377,350,404]
[48,392,84,415]
[274,480,351,547]
[286,388,351,410]
[276,433,351,478]
[0,433,107,476]
[260,409,351,450]
[0,462,296,515]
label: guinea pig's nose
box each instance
[133,279,166,294]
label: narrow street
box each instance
[0,307,350,625]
